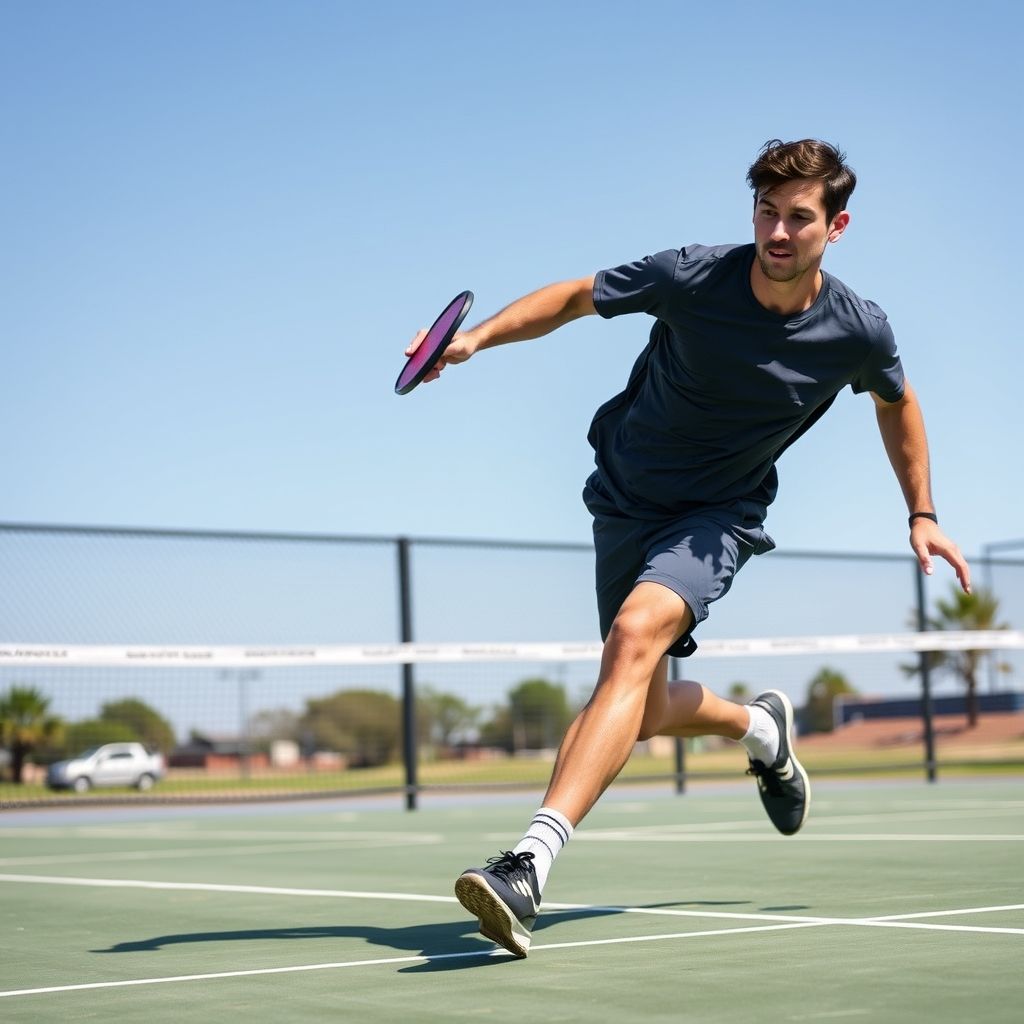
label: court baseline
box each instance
[1,874,1021,1000]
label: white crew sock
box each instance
[512,807,574,891]
[740,703,780,765]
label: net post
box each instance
[397,537,419,810]
[670,657,686,794]
[221,668,256,781]
[914,565,938,783]
[982,545,996,693]
[239,670,253,781]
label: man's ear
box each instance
[828,210,850,244]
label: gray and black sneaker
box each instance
[454,850,541,958]
[746,689,810,836]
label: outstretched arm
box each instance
[872,381,971,592]
[405,276,596,384]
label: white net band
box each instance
[2,630,1022,668]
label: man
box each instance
[406,139,971,958]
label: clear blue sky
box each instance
[3,0,1022,565]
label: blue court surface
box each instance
[2,778,1022,1022]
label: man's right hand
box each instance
[403,276,596,385]
[404,329,477,385]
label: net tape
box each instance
[2,630,1022,668]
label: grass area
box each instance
[3,741,1022,805]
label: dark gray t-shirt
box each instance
[589,243,905,519]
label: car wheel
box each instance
[135,774,155,792]
[72,776,91,794]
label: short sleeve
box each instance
[593,249,679,319]
[851,317,905,402]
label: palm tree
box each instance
[0,686,64,784]
[803,667,857,734]
[727,682,752,703]
[903,586,1010,728]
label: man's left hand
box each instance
[910,521,971,593]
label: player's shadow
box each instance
[397,899,754,973]
[92,919,499,967]
[91,899,753,973]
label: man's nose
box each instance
[769,220,789,241]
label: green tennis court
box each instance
[2,778,1022,1021]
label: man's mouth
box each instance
[768,248,792,259]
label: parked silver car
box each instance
[46,742,165,793]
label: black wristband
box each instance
[909,512,938,527]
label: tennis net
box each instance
[2,631,1022,807]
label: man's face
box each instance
[752,180,846,284]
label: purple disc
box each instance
[395,291,474,395]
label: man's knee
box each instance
[607,583,692,659]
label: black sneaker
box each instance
[454,851,541,958]
[746,690,810,836]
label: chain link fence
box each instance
[2,522,1022,807]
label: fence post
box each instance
[981,545,996,693]
[670,657,686,794]
[397,537,419,810]
[914,565,938,783]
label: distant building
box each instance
[835,691,1024,728]
[169,733,268,773]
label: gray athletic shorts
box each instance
[584,475,776,659]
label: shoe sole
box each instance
[454,872,534,958]
[758,689,811,835]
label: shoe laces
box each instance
[746,759,784,797]
[485,850,536,879]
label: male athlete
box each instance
[406,139,971,958]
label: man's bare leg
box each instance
[453,581,694,956]
[541,582,706,825]
[509,575,792,838]
[454,580,800,957]
[637,660,750,741]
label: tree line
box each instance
[0,676,577,782]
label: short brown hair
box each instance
[746,139,856,224]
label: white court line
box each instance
[2,909,1021,1000]
[0,922,823,999]
[790,1011,871,1021]
[0,836,441,868]
[0,874,458,904]
[883,800,1024,810]
[845,921,1024,936]
[1,827,434,841]
[8,806,1020,845]
[0,874,870,924]
[543,902,1024,934]
[0,878,1021,1000]
[571,833,1024,842]
[0,874,818,923]
[569,805,1024,839]
[868,904,1024,922]
[3,873,1022,928]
